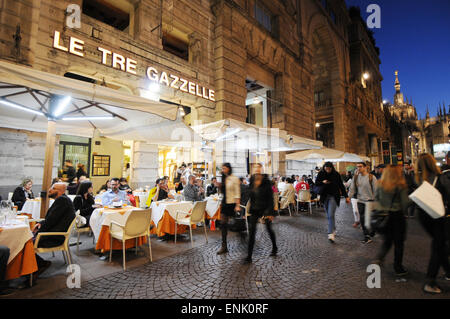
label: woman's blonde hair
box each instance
[378,165,407,192]
[415,153,440,184]
[21,178,33,187]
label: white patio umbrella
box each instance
[286,148,345,162]
[0,60,180,217]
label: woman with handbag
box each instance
[372,165,410,276]
[243,163,277,264]
[217,163,241,255]
[414,154,450,294]
[315,162,350,243]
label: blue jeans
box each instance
[324,195,337,234]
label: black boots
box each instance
[217,243,228,255]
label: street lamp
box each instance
[363,72,370,80]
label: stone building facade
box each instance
[0,0,387,198]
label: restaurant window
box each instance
[92,155,111,176]
[82,0,130,32]
[254,1,273,33]
[314,91,325,106]
[162,32,189,61]
[330,10,337,24]
[58,135,91,179]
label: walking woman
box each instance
[217,163,241,255]
[372,165,409,276]
[243,163,277,264]
[73,181,95,226]
[315,162,350,243]
[415,154,450,294]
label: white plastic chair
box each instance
[8,192,13,201]
[174,201,207,247]
[34,216,77,265]
[72,210,94,253]
[296,190,312,214]
[109,209,152,271]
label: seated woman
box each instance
[97,179,111,194]
[119,177,132,194]
[280,177,296,211]
[73,181,95,227]
[156,178,174,201]
[12,178,35,211]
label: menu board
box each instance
[92,155,110,176]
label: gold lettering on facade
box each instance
[169,75,179,89]
[53,31,68,52]
[179,78,188,92]
[69,37,84,57]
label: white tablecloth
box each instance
[150,201,193,227]
[20,199,55,219]
[205,197,221,218]
[89,207,142,241]
[0,221,33,263]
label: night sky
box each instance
[345,0,450,119]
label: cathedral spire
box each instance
[426,105,430,119]
[394,70,401,93]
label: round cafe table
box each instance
[0,218,37,280]
[89,206,147,252]
[150,201,194,237]
[20,198,55,219]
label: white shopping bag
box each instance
[364,201,374,229]
[409,178,445,219]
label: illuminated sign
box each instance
[52,31,215,102]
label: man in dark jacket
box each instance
[32,183,75,276]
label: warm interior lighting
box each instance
[0,98,45,116]
[363,72,370,80]
[315,123,320,128]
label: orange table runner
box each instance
[5,239,38,280]
[205,206,221,220]
[95,225,147,252]
[150,210,196,237]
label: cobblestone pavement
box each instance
[49,203,449,299]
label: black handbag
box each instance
[370,190,398,234]
[228,212,247,232]
[312,184,325,195]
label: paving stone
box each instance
[44,204,450,299]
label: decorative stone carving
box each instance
[189,32,202,66]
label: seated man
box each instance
[296,175,310,212]
[32,183,76,278]
[101,178,129,206]
[206,177,219,197]
[184,175,204,202]
[0,246,13,295]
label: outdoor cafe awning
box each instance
[0,60,185,217]
[191,118,322,152]
[286,148,369,163]
[0,60,206,147]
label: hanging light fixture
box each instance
[0,98,45,116]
